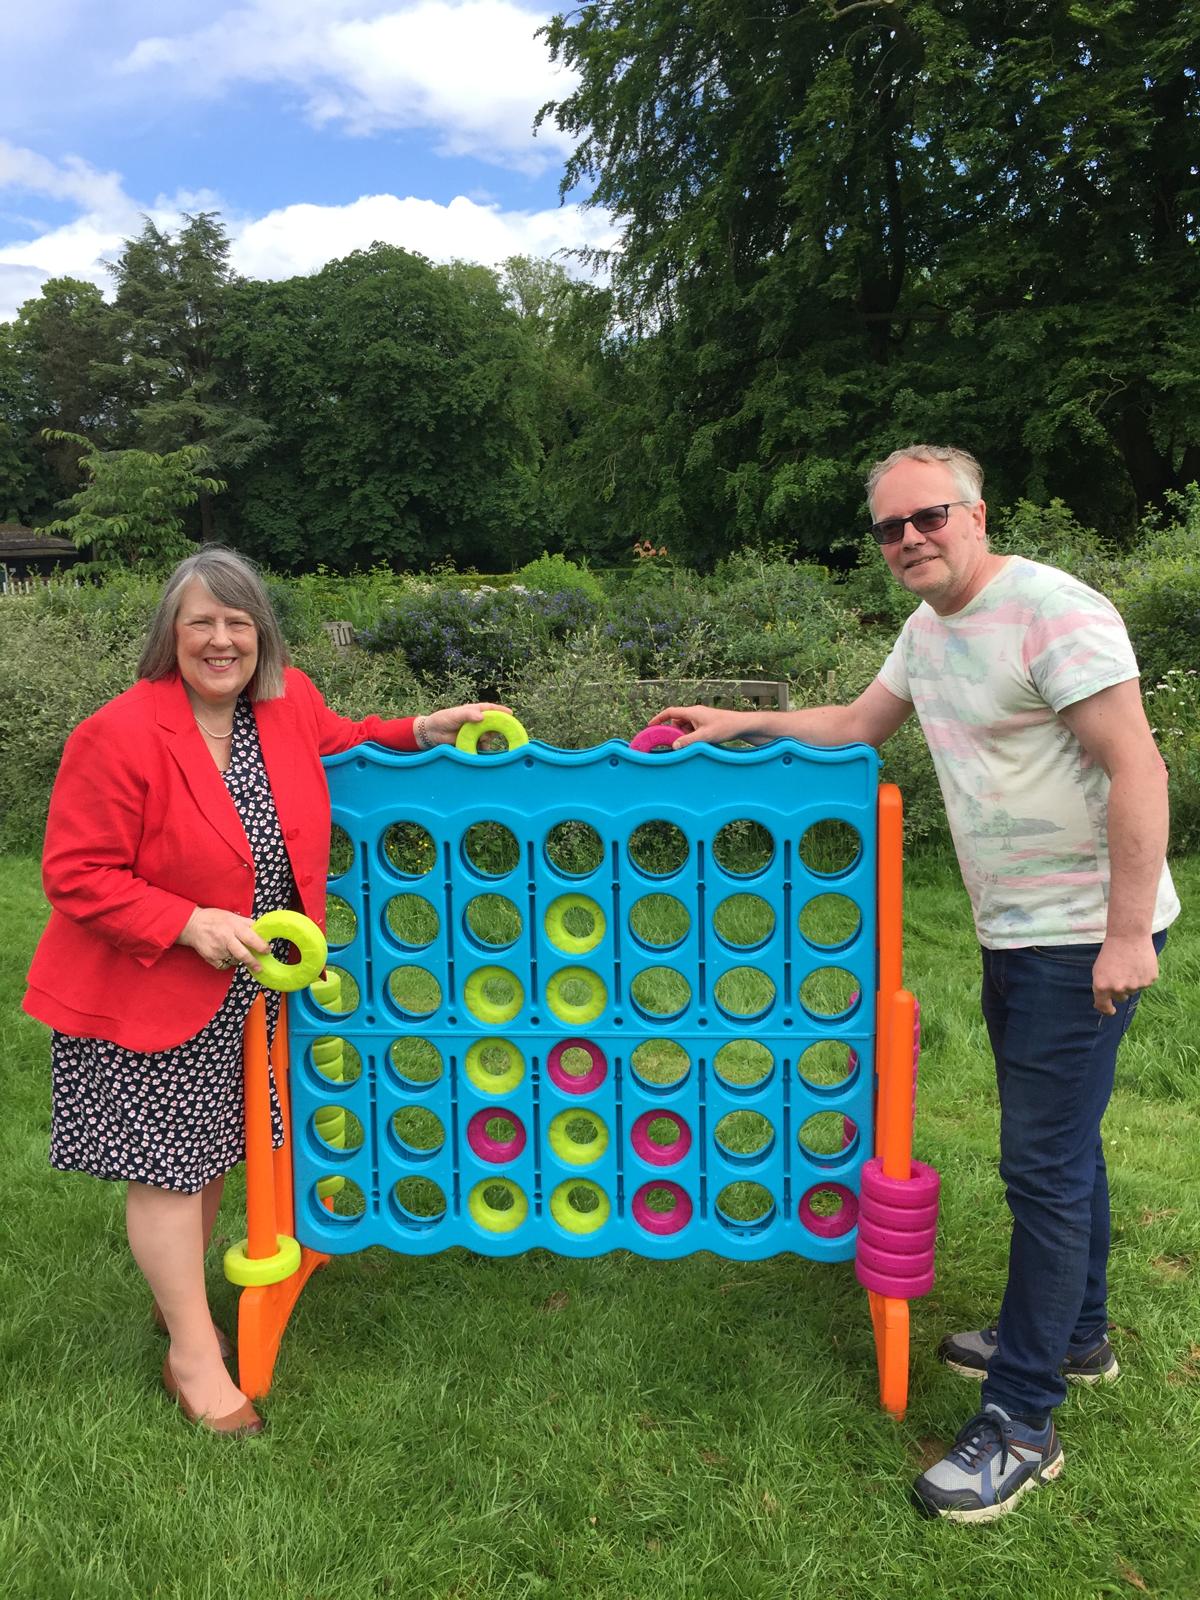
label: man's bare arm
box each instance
[1059,679,1170,1014]
[653,678,913,750]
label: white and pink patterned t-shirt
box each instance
[877,556,1179,948]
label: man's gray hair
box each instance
[137,546,290,700]
[866,444,984,513]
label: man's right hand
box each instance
[650,705,759,748]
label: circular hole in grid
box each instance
[714,965,776,1021]
[808,1188,849,1218]
[797,1039,857,1091]
[393,1176,446,1225]
[325,894,357,947]
[469,1178,528,1233]
[798,893,861,950]
[644,1183,682,1214]
[326,1177,366,1222]
[713,1040,774,1092]
[311,966,359,1017]
[549,1109,609,1166]
[391,1105,445,1156]
[630,966,691,1020]
[798,1111,856,1163]
[388,1037,444,1088]
[549,1178,611,1234]
[312,1105,365,1154]
[329,823,353,879]
[714,1110,775,1163]
[310,1037,363,1086]
[564,1114,600,1147]
[628,893,690,950]
[485,1112,519,1144]
[630,1039,691,1090]
[567,1183,599,1214]
[545,820,605,877]
[712,820,774,877]
[799,819,861,877]
[712,893,775,950]
[382,821,436,879]
[646,1115,683,1148]
[464,893,523,949]
[557,1043,600,1081]
[462,821,520,878]
[799,967,859,1020]
[627,821,689,877]
[385,893,440,950]
[387,965,442,1019]
[715,1182,776,1230]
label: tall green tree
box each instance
[97,214,269,538]
[540,0,1200,553]
[222,245,544,571]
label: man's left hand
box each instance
[1091,933,1160,1015]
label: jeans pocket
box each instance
[1028,944,1101,967]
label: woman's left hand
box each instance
[421,702,514,746]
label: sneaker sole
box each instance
[943,1357,1120,1385]
[923,1447,1065,1525]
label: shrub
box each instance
[1145,668,1200,856]
[516,551,607,607]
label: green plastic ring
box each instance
[314,1107,346,1148]
[468,1178,529,1234]
[317,1175,346,1200]
[548,1109,609,1167]
[253,910,328,992]
[546,966,608,1026]
[310,971,343,1010]
[544,894,606,956]
[455,711,530,754]
[224,1232,302,1286]
[312,1036,343,1067]
[549,1179,611,1235]
[464,965,525,1024]
[465,1038,525,1094]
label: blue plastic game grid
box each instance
[286,737,880,1262]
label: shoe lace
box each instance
[947,1409,1015,1476]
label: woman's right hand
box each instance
[650,704,756,747]
[176,907,271,973]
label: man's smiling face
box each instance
[872,457,991,615]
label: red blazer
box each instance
[24,668,417,1052]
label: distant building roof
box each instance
[0,523,78,561]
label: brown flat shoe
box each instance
[152,1301,233,1361]
[161,1358,266,1437]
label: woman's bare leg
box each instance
[201,1173,225,1250]
[126,1181,246,1419]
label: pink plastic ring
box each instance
[858,1195,940,1233]
[546,1038,607,1094]
[797,1183,858,1239]
[632,1180,693,1234]
[630,1110,692,1166]
[629,724,680,753]
[855,1235,936,1274]
[854,1258,935,1299]
[858,1156,941,1209]
[467,1107,527,1164]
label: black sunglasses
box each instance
[869,500,974,546]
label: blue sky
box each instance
[0,0,615,321]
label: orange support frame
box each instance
[235,997,328,1401]
[869,782,919,1419]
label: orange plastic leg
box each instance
[868,1289,911,1418]
[238,1246,329,1400]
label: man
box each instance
[655,444,1178,1523]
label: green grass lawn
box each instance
[2,852,1197,1600]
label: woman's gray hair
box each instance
[137,547,290,700]
[865,444,984,514]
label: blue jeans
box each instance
[977,931,1167,1419]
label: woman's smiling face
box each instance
[173,577,259,712]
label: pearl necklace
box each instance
[194,714,234,739]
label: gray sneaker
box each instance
[913,1404,1064,1523]
[938,1325,1120,1384]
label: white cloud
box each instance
[230,191,614,281]
[120,0,575,173]
[0,142,614,321]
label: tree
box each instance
[96,214,270,538]
[539,1,1200,553]
[222,246,546,571]
[43,430,223,570]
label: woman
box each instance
[24,547,506,1436]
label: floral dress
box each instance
[49,696,293,1193]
